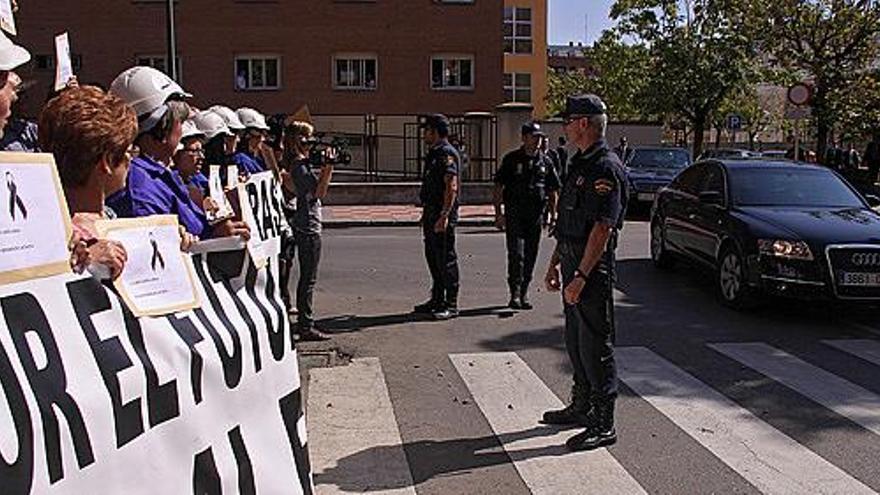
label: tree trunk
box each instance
[693,116,706,159]
[814,85,830,165]
[715,126,722,148]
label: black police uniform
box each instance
[495,147,560,305]
[419,139,462,313]
[547,139,627,450]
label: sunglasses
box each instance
[563,115,589,126]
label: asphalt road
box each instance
[300,222,880,495]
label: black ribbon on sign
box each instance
[6,171,27,221]
[150,234,165,271]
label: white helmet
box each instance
[0,31,30,71]
[181,119,205,141]
[236,107,270,131]
[193,110,232,140]
[207,105,245,132]
[110,66,192,133]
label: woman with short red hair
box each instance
[39,85,138,279]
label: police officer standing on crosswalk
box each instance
[415,114,462,320]
[494,122,560,309]
[541,94,628,451]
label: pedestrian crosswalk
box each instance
[307,341,880,494]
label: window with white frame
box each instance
[504,73,532,103]
[333,55,378,90]
[504,7,533,54]
[235,56,281,91]
[431,56,474,90]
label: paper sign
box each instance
[208,164,234,222]
[0,152,73,285]
[226,164,239,189]
[95,215,200,317]
[0,0,16,36]
[237,171,285,268]
[54,32,73,91]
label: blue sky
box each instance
[549,0,616,45]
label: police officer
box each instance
[414,114,461,320]
[494,122,560,309]
[541,94,628,452]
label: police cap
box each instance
[521,121,546,136]
[557,94,607,119]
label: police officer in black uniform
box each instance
[415,114,462,320]
[494,122,560,309]
[541,94,628,452]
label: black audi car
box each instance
[625,147,692,207]
[650,159,880,308]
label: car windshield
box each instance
[628,149,691,169]
[729,167,864,208]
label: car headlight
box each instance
[757,239,814,261]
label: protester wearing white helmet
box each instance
[173,119,208,206]
[106,66,249,241]
[233,107,271,176]
[0,30,31,140]
[197,109,241,184]
[208,105,246,133]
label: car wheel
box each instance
[650,220,675,269]
[717,245,755,310]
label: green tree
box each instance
[611,0,763,157]
[762,0,880,159]
[546,32,653,121]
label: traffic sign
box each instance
[788,83,812,106]
[726,114,743,131]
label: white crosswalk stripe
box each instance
[450,352,647,495]
[711,342,880,437]
[305,344,880,495]
[618,347,874,495]
[308,358,416,495]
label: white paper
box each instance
[103,219,199,316]
[226,164,239,189]
[238,171,283,267]
[208,164,233,221]
[0,160,70,278]
[0,0,15,36]
[54,32,73,91]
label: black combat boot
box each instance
[432,297,459,320]
[541,384,592,426]
[519,284,533,310]
[414,299,441,314]
[565,396,617,451]
[508,286,523,309]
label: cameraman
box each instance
[280,120,335,342]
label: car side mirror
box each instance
[699,191,724,206]
[865,194,880,208]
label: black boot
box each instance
[566,396,617,451]
[541,384,592,426]
[508,286,523,309]
[414,299,441,314]
[519,285,533,310]
[432,304,459,321]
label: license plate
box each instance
[637,193,655,202]
[840,272,880,287]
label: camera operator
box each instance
[280,119,336,342]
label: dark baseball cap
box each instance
[557,94,607,119]
[421,113,450,134]
[521,121,546,136]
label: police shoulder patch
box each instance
[594,178,615,195]
[447,155,456,166]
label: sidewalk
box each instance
[323,205,495,227]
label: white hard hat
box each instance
[193,110,232,140]
[207,105,245,131]
[0,31,30,71]
[236,107,270,131]
[109,66,192,133]
[181,119,205,141]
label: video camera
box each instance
[306,133,353,167]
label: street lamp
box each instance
[166,0,178,81]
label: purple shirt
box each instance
[107,155,210,237]
[233,151,266,176]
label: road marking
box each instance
[711,343,880,438]
[618,347,874,495]
[825,339,880,368]
[308,358,416,495]
[450,352,646,495]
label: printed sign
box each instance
[237,171,285,269]
[0,152,72,285]
[0,0,16,35]
[54,32,74,91]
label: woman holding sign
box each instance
[233,107,270,176]
[106,66,249,241]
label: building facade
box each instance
[14,0,504,119]
[548,42,594,76]
[503,0,548,117]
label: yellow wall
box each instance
[504,0,548,118]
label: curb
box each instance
[324,218,495,228]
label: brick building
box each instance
[13,0,505,119]
[548,42,594,76]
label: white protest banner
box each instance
[226,164,239,190]
[0,247,314,494]
[0,0,15,35]
[237,171,285,269]
[0,152,72,285]
[95,215,200,317]
[53,32,73,92]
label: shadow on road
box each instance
[316,305,517,334]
